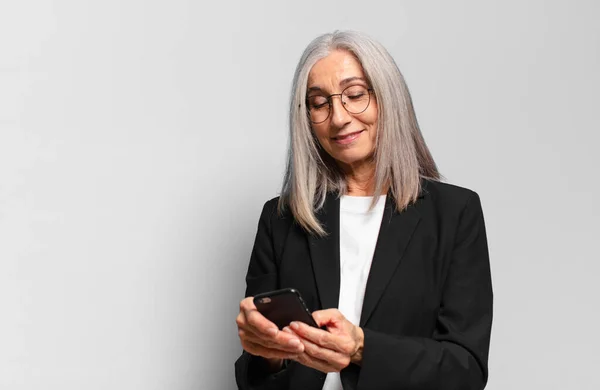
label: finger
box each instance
[290,321,342,351]
[239,297,281,336]
[242,322,304,350]
[311,309,344,327]
[238,327,278,349]
[238,298,278,337]
[238,298,303,353]
[296,351,342,373]
[282,327,305,352]
[243,339,300,361]
[238,300,304,348]
[244,308,279,337]
[239,296,257,312]
[240,327,304,353]
[273,327,304,352]
[282,326,296,335]
[296,332,349,370]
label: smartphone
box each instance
[253,288,319,329]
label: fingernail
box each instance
[290,322,300,330]
[267,328,278,337]
[288,338,300,347]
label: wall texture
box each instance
[1,1,599,389]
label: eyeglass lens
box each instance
[307,85,371,124]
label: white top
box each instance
[322,194,386,390]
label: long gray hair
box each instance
[280,30,441,236]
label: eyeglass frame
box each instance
[304,85,375,124]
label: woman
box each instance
[235,30,493,390]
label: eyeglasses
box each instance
[305,85,374,124]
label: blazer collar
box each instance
[307,192,341,312]
[307,179,426,326]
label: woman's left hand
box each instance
[283,309,364,373]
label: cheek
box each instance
[363,114,378,149]
[363,113,378,136]
[366,102,378,126]
[312,127,330,146]
[358,101,378,132]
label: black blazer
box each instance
[235,179,493,390]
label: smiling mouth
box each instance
[332,130,364,141]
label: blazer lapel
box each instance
[359,191,423,327]
[306,179,428,321]
[307,192,341,310]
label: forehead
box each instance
[307,50,366,88]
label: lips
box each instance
[332,130,364,141]
[330,130,364,146]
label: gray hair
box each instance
[280,30,441,236]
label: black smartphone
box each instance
[253,288,319,329]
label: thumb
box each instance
[312,309,344,327]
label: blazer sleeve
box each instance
[235,199,293,390]
[354,191,493,390]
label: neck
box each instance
[341,161,377,196]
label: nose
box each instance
[329,96,352,129]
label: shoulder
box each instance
[420,178,483,215]
[423,179,479,201]
[261,196,280,216]
[258,196,294,227]
[256,196,296,258]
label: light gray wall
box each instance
[1,1,598,389]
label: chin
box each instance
[332,150,372,166]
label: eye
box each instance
[347,93,365,100]
[343,86,369,100]
[308,96,328,109]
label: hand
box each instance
[283,309,364,373]
[236,297,305,371]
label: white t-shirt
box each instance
[322,194,386,390]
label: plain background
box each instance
[1,1,599,389]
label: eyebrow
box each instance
[340,76,367,87]
[307,76,368,93]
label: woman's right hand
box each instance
[236,296,305,370]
